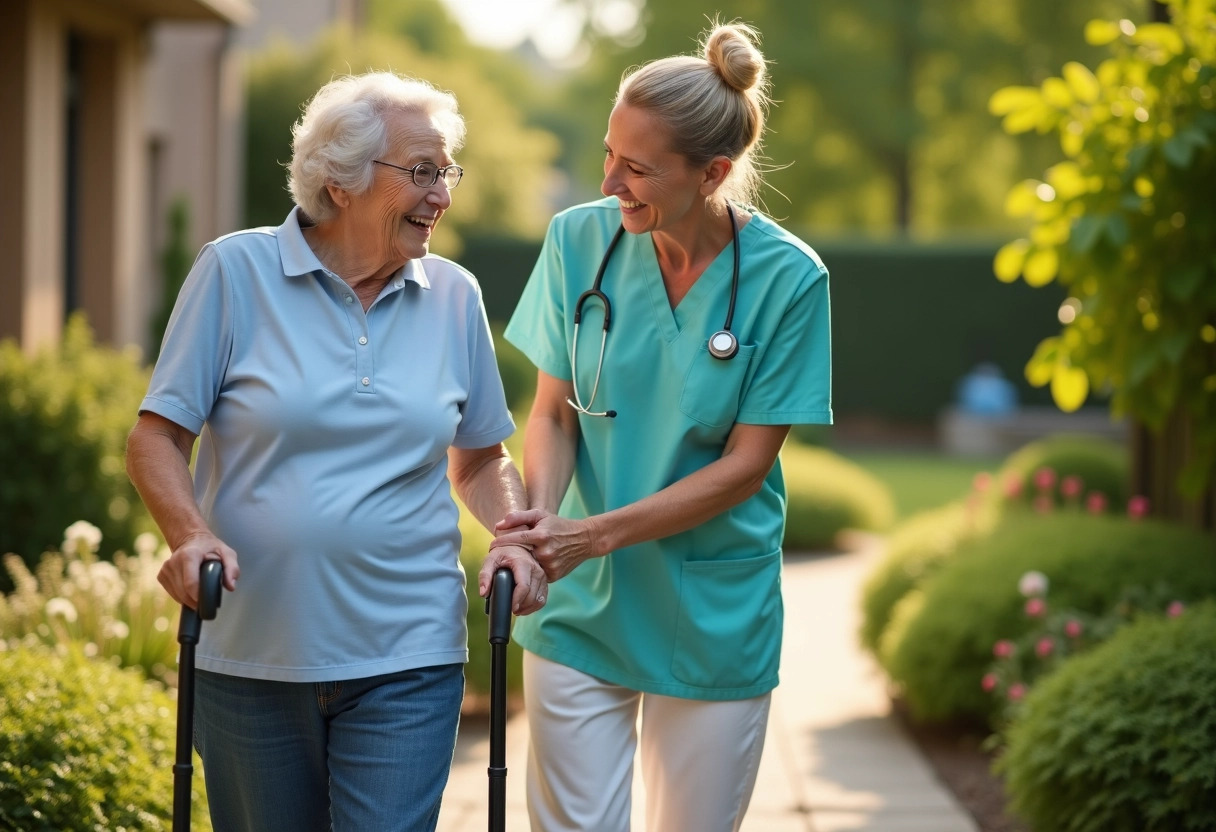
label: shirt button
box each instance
[358,336,368,345]
[345,295,354,304]
[361,377,371,386]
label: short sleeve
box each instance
[503,219,572,380]
[452,286,516,448]
[736,266,833,426]
[138,244,234,434]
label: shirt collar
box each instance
[277,205,431,290]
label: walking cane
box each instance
[173,560,224,832]
[486,567,516,832]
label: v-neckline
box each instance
[636,226,744,343]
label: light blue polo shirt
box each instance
[140,207,515,682]
[505,197,832,701]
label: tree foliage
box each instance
[549,0,1142,233]
[991,0,1216,494]
[243,22,561,253]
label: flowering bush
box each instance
[983,433,1130,516]
[0,521,180,687]
[983,568,1184,722]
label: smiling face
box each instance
[600,103,709,236]
[344,108,455,269]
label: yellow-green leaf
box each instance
[1046,162,1088,200]
[1024,248,1060,287]
[994,239,1030,283]
[1025,337,1060,387]
[1004,181,1041,217]
[1031,218,1071,247]
[989,85,1041,116]
[1062,62,1101,104]
[1042,77,1073,109]
[1133,23,1185,56]
[1051,364,1089,412]
[1085,19,1122,46]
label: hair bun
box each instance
[703,23,766,93]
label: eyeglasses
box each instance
[373,159,464,189]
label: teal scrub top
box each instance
[504,197,832,700]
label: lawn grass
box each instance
[839,447,1003,521]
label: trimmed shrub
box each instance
[885,512,1216,726]
[990,433,1129,514]
[859,499,998,658]
[0,643,211,831]
[782,441,896,550]
[998,603,1216,832]
[0,313,154,588]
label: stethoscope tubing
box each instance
[569,203,741,417]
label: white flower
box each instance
[134,532,161,558]
[63,521,103,553]
[1018,570,1050,597]
[87,561,125,608]
[104,620,131,640]
[45,597,79,623]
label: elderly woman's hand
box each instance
[478,544,549,615]
[158,532,240,611]
[490,510,600,583]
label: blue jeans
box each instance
[193,664,464,832]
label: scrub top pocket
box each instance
[670,549,782,690]
[677,343,756,428]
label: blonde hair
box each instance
[616,22,771,208]
[287,72,466,221]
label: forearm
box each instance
[522,410,578,513]
[449,445,528,532]
[125,416,210,549]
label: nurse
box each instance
[488,20,832,832]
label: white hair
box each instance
[287,72,466,222]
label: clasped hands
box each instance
[478,509,600,613]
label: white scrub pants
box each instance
[523,651,771,832]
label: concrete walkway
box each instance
[439,538,980,832]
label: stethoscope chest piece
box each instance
[708,329,739,360]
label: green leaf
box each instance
[1165,265,1206,302]
[1163,133,1197,167]
[1071,215,1105,253]
[1126,143,1153,175]
[1104,214,1129,247]
[1128,348,1160,386]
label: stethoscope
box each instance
[567,203,741,418]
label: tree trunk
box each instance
[1131,414,1216,532]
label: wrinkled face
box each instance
[600,103,705,236]
[345,109,455,266]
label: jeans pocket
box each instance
[670,550,782,689]
[677,343,756,428]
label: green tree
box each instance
[990,0,1216,495]
[243,25,561,252]
[550,0,1143,234]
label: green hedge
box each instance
[781,441,896,550]
[884,512,1216,726]
[0,644,210,831]
[999,603,1216,832]
[0,314,154,588]
[990,433,1130,513]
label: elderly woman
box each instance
[126,72,546,832]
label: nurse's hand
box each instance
[478,544,549,615]
[491,509,601,582]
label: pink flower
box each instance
[1033,494,1054,514]
[981,673,999,692]
[1008,683,1027,702]
[993,639,1016,658]
[1004,475,1024,499]
[1035,637,1055,658]
[1167,601,1185,618]
[1060,475,1083,499]
[973,472,992,493]
[1025,597,1047,617]
[1034,467,1057,492]
[1018,570,1049,597]
[1128,495,1150,520]
[1086,492,1108,515]
[1064,619,1083,638]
